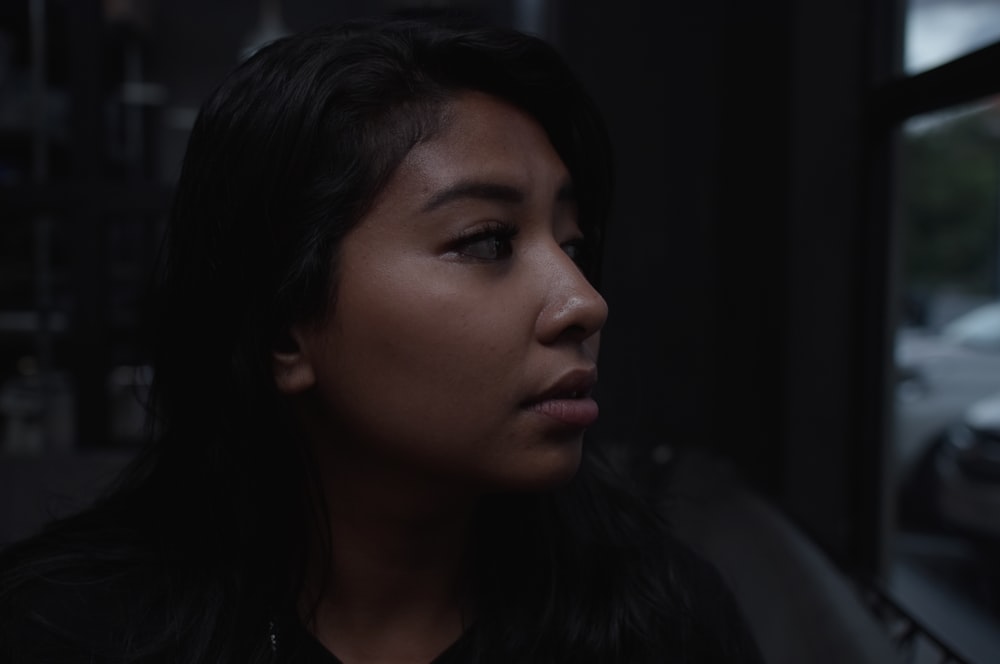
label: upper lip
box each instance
[526,367,598,403]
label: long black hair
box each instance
[0,17,759,664]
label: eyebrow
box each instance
[420,179,575,213]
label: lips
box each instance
[524,368,599,427]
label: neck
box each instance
[301,446,479,663]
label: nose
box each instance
[534,248,609,346]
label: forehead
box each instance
[384,91,571,204]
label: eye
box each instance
[453,222,517,261]
[561,237,593,271]
[561,238,584,262]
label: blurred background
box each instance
[1,0,999,662]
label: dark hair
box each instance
[1,18,759,664]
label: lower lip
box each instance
[528,397,599,427]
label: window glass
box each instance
[891,97,1000,663]
[905,0,1000,74]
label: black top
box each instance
[272,616,477,663]
[0,550,764,664]
[0,460,766,663]
[0,564,481,664]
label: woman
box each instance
[0,17,762,663]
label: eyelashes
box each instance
[449,220,594,270]
[452,221,518,261]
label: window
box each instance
[882,2,1000,662]
[906,0,1000,74]
[890,98,1000,664]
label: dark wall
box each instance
[557,0,889,573]
[560,2,794,491]
[562,2,725,461]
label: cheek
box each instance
[315,260,530,450]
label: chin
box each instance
[499,438,585,492]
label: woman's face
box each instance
[280,91,608,492]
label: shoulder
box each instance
[1,565,128,663]
[475,451,763,663]
[656,534,766,663]
[0,532,151,662]
[0,507,284,664]
[0,511,191,663]
[569,452,766,663]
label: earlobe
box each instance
[272,327,317,395]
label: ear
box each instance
[271,325,317,395]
